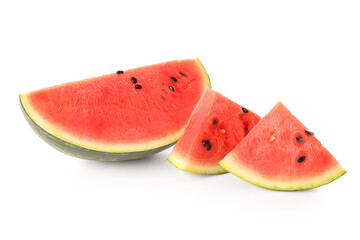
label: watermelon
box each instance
[168,89,261,174]
[20,59,211,161]
[219,102,346,190]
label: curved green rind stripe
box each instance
[167,152,227,175]
[20,96,176,161]
[197,59,212,88]
[219,155,346,191]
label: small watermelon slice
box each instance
[20,59,211,161]
[219,102,346,190]
[168,89,261,174]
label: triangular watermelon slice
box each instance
[219,102,346,190]
[168,89,261,174]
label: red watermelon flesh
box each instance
[20,59,211,160]
[168,89,261,174]
[219,102,346,190]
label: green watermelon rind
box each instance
[167,150,228,174]
[20,96,177,161]
[197,59,212,88]
[219,151,346,191]
[19,59,211,161]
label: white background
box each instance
[1,1,359,239]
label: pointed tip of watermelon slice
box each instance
[219,151,346,191]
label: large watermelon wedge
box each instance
[168,89,261,174]
[20,59,211,161]
[219,102,346,190]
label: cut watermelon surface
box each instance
[20,59,211,161]
[168,89,261,174]
[219,102,346,190]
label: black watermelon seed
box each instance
[179,72,187,77]
[297,156,306,163]
[134,85,142,89]
[242,107,249,113]
[212,119,218,125]
[296,136,304,143]
[169,86,175,91]
[202,140,210,147]
[244,127,248,133]
[305,130,314,136]
[131,77,137,84]
[116,70,124,74]
[206,144,212,151]
[170,77,178,82]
